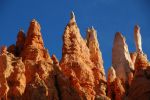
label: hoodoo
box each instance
[0,13,150,100]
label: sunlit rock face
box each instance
[60,12,108,100]
[86,27,106,80]
[20,20,59,100]
[134,25,142,53]
[122,25,150,100]
[0,46,26,100]
[60,12,95,100]
[112,32,134,84]
[86,27,106,96]
[21,19,51,62]
[1,13,150,100]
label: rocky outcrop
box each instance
[0,46,26,99]
[112,32,134,85]
[23,73,49,100]
[127,25,150,100]
[127,53,150,100]
[107,67,125,100]
[1,13,150,100]
[111,25,150,100]
[60,12,107,99]
[60,12,96,99]
[16,29,26,56]
[21,19,51,62]
[86,27,106,96]
[130,52,137,65]
[134,25,142,53]
[86,27,106,80]
[107,67,116,99]
[20,19,59,100]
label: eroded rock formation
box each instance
[0,46,26,99]
[60,12,107,100]
[112,32,134,86]
[0,12,150,100]
[127,53,150,100]
[107,67,125,100]
[134,25,142,53]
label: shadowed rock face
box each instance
[0,13,150,100]
[107,67,126,100]
[16,30,26,56]
[127,53,150,100]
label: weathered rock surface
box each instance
[21,19,51,62]
[86,27,106,96]
[60,12,107,99]
[107,67,116,99]
[112,32,134,85]
[86,27,106,80]
[0,46,26,100]
[127,53,150,100]
[16,29,26,56]
[134,25,142,53]
[60,12,96,99]
[0,13,150,100]
[107,67,125,100]
[23,73,49,100]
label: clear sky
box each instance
[0,0,150,73]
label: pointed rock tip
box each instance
[86,26,97,42]
[30,19,40,26]
[115,32,122,36]
[19,28,24,33]
[51,54,59,65]
[115,32,124,39]
[108,66,116,73]
[51,54,57,60]
[87,26,96,33]
[70,11,75,19]
[31,19,38,23]
[0,45,7,54]
[114,32,126,44]
[29,19,41,30]
[91,26,95,30]
[134,25,140,32]
[17,29,25,37]
[135,25,140,29]
[70,11,76,22]
[108,66,116,82]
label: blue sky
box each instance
[0,0,150,73]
